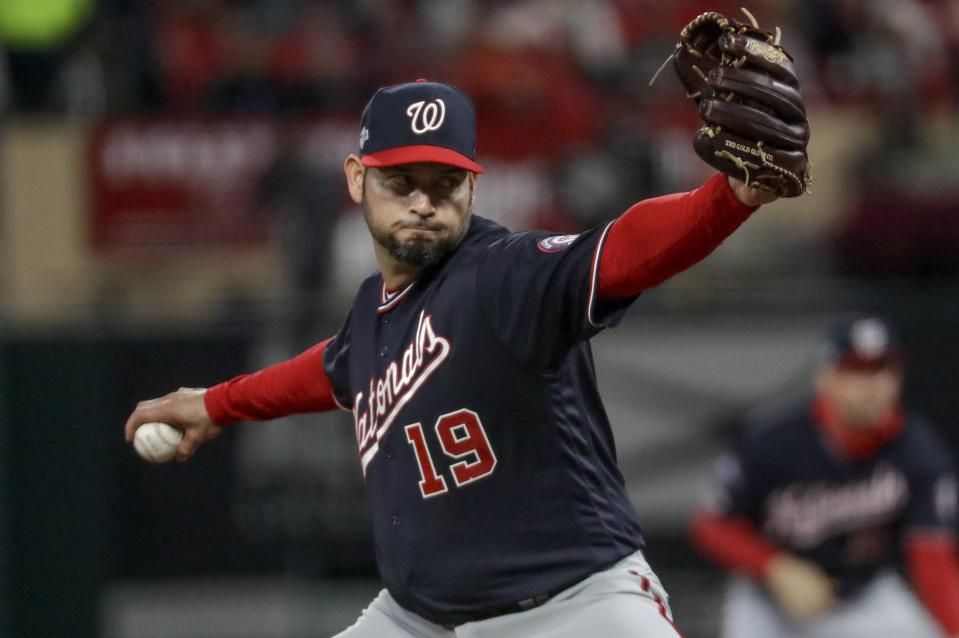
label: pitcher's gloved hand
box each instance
[658,8,811,197]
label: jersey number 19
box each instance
[404,409,498,498]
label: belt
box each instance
[442,579,582,631]
[431,557,628,628]
[441,591,553,630]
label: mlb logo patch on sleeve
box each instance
[537,234,579,253]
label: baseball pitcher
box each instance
[124,9,811,637]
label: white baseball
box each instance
[133,422,183,463]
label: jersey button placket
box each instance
[391,514,401,526]
[379,346,389,358]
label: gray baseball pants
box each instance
[334,549,682,638]
[721,571,944,638]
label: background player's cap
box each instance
[821,315,902,371]
[358,79,484,173]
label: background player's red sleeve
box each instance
[597,173,758,299]
[689,510,780,577]
[905,533,959,635]
[204,336,338,425]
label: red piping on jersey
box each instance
[905,532,959,635]
[812,395,905,460]
[585,221,616,327]
[379,281,416,314]
[596,173,757,300]
[204,337,338,425]
[689,510,780,577]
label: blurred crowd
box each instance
[2,0,959,275]
[2,0,957,117]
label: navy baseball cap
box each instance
[358,79,484,173]
[821,316,902,370]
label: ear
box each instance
[467,171,479,205]
[344,154,366,204]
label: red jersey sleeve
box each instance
[905,533,959,636]
[598,173,758,299]
[690,509,780,577]
[204,337,339,425]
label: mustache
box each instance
[396,220,444,231]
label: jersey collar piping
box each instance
[378,281,416,314]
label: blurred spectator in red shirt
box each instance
[152,0,227,112]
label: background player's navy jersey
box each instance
[323,215,644,625]
[703,402,959,597]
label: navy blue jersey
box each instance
[323,215,644,624]
[703,402,959,597]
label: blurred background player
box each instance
[690,315,959,638]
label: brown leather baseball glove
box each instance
[659,9,811,197]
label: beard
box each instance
[362,181,472,268]
[378,229,456,267]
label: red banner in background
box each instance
[88,115,699,250]
[90,119,282,249]
[89,118,368,250]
